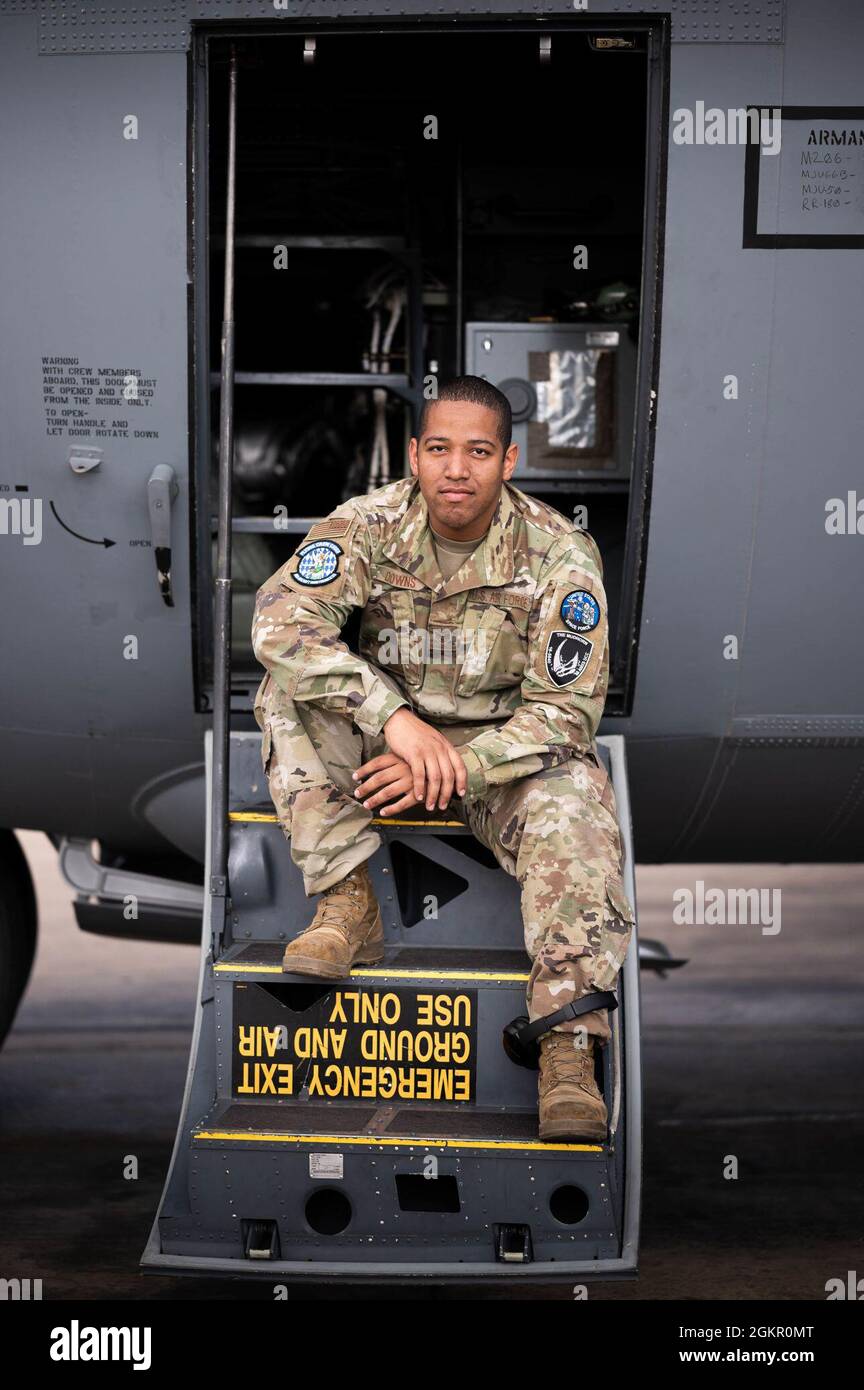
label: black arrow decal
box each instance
[50,500,116,548]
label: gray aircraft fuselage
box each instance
[0,0,860,870]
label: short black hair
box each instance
[417,375,512,453]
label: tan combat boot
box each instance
[538,1033,608,1143]
[281,860,384,979]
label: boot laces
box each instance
[544,1037,591,1084]
[314,873,365,931]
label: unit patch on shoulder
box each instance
[560,588,600,633]
[289,538,344,587]
[545,631,594,687]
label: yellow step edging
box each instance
[214,962,530,982]
[194,1129,602,1154]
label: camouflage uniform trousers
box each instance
[255,667,633,1046]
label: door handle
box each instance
[147,464,179,607]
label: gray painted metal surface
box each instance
[1,0,785,54]
[0,0,861,890]
[0,7,203,854]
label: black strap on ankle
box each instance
[502,991,618,1070]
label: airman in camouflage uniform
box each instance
[251,469,635,1060]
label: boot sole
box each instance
[281,909,384,978]
[281,948,384,979]
[538,1118,607,1143]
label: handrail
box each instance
[209,43,238,947]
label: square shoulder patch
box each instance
[306,516,354,540]
[529,580,606,694]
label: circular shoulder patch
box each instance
[291,539,343,587]
[560,588,600,633]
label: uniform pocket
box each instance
[592,873,636,991]
[260,727,273,778]
[387,589,424,687]
[455,603,509,697]
[579,748,610,805]
[605,873,635,924]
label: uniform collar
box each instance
[382,477,516,599]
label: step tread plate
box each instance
[191,1101,605,1153]
[215,943,532,981]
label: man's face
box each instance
[408,399,519,540]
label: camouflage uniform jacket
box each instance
[251,475,610,802]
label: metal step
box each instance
[159,1095,620,1269]
[193,1098,604,1150]
[215,942,532,979]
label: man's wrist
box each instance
[457,745,487,800]
[382,705,413,734]
[353,687,410,738]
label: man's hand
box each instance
[355,709,467,812]
[352,753,421,817]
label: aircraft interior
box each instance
[198,29,653,716]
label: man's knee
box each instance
[483,759,620,861]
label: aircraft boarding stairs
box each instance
[141,730,641,1282]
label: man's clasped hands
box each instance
[352,706,468,817]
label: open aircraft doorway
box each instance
[192,21,664,722]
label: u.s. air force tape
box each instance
[289,539,344,587]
